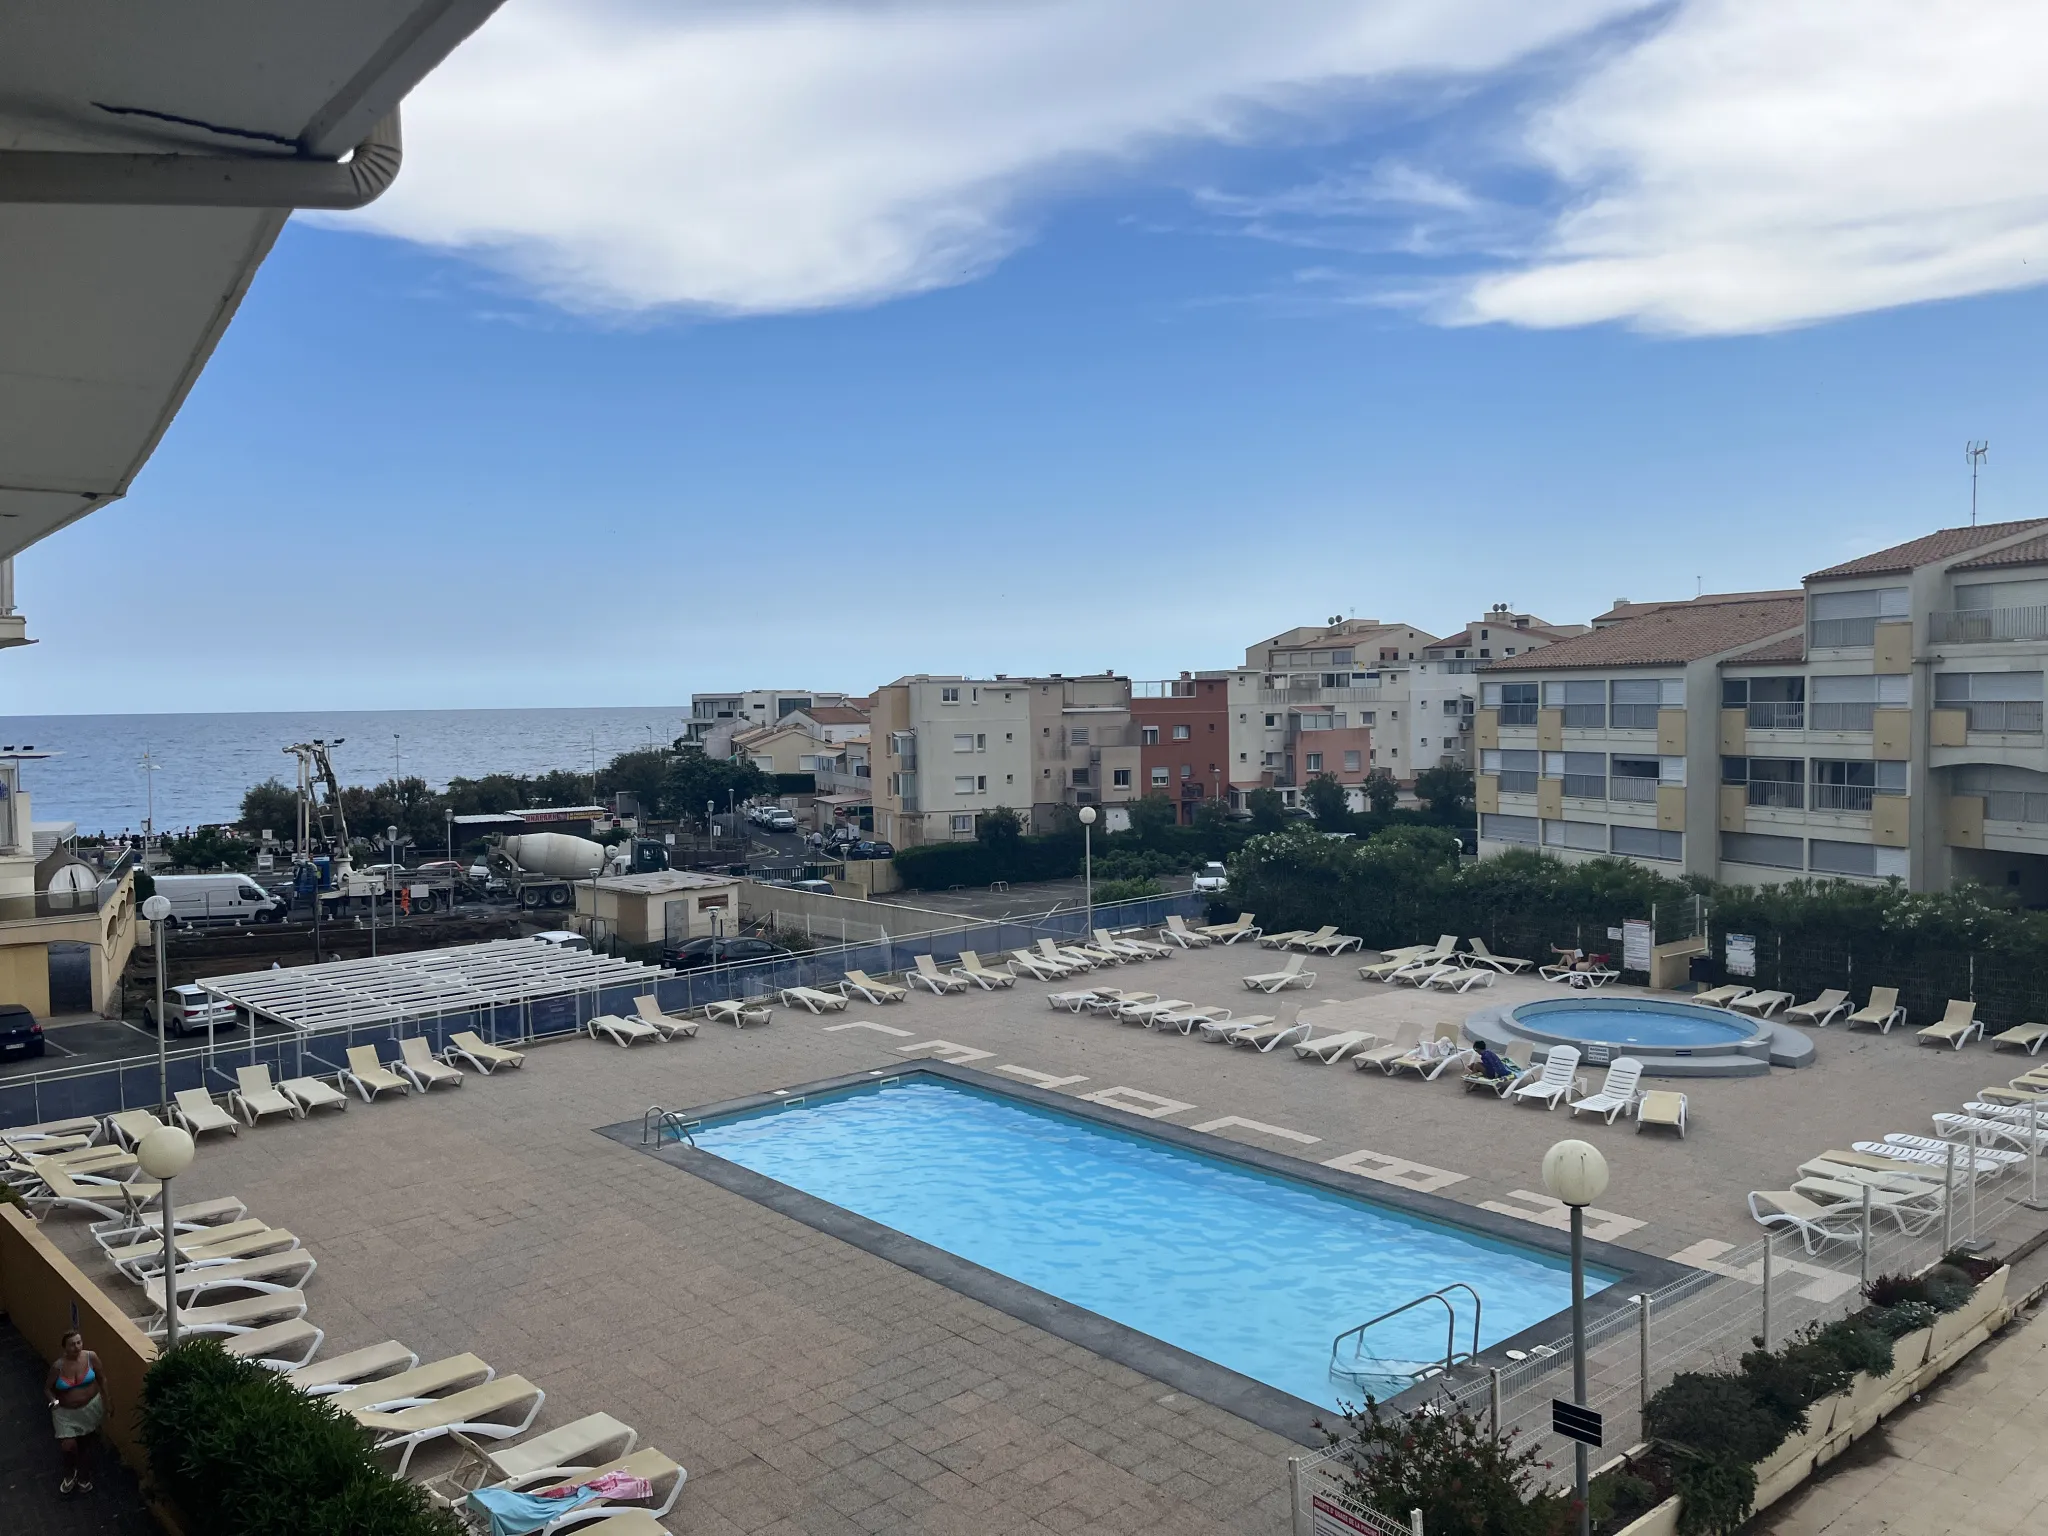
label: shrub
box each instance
[1317,1397,1575,1536]
[1862,1272,1930,1309]
[140,1340,462,1536]
[1671,1452,1757,1536]
[1923,1263,1978,1313]
[1644,1372,1792,1465]
[1091,877,1162,902]
[1812,1317,1894,1378]
[1874,1300,1939,1338]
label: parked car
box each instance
[150,872,289,926]
[662,935,792,970]
[764,810,798,833]
[141,983,241,1037]
[1192,861,1229,894]
[0,1003,44,1059]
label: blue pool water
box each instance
[1513,998,1761,1049]
[685,1078,1612,1408]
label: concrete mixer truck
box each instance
[481,832,670,909]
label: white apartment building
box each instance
[1236,618,1439,791]
[1475,520,2048,896]
[1020,674,1141,830]
[869,677,1033,846]
[684,689,855,754]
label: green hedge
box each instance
[141,1341,463,1536]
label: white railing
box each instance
[1746,702,1805,731]
[1930,605,2048,644]
[1809,702,1875,731]
[1608,776,1659,803]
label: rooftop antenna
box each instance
[1966,440,1989,525]
[1696,575,1702,597]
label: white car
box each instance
[1192,862,1229,894]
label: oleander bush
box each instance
[140,1340,462,1536]
[1316,1397,1575,1536]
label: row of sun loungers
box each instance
[1703,984,2048,1052]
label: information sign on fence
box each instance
[1725,933,1757,977]
[1551,1399,1603,1447]
[1311,1493,1414,1536]
[1621,919,1652,973]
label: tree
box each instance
[164,826,255,872]
[659,750,772,825]
[529,768,593,807]
[1318,1397,1574,1536]
[596,749,671,814]
[1127,791,1179,845]
[975,805,1024,854]
[1415,764,1475,818]
[237,778,298,837]
[1304,772,1351,829]
[1362,768,1400,814]
[1245,787,1287,833]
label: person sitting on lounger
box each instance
[1475,1045,1516,1083]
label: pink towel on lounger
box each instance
[539,1469,654,1501]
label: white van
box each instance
[150,873,289,926]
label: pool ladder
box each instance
[642,1106,698,1146]
[1330,1283,1483,1385]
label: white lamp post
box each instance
[135,1125,195,1349]
[141,894,172,1113]
[1078,806,1097,932]
[1543,1138,1609,1536]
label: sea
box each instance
[0,707,694,836]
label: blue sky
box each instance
[11,0,2048,713]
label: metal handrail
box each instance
[1330,1283,1483,1381]
[641,1105,698,1145]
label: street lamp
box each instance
[388,824,400,934]
[135,1125,195,1349]
[1543,1138,1610,1536]
[141,894,172,1113]
[1079,806,1097,930]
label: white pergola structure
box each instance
[199,938,669,1040]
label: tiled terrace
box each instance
[38,940,2042,1535]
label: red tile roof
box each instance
[1807,521,2048,579]
[1950,532,2048,572]
[1483,597,1803,672]
[1590,590,1800,625]
[1723,633,1807,665]
[801,705,869,724]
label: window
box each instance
[1443,698,1462,716]
[1361,711,1375,725]
[1482,681,1538,725]
[1484,748,1540,794]
[1305,753,1323,773]
[1810,759,1904,812]
[1723,675,1805,729]
[1724,756,1804,808]
[1543,680,1605,728]
[1609,679,1676,729]
[1935,671,2045,733]
[940,687,960,703]
[1343,751,1362,772]
[1264,714,1278,727]
[1810,587,1908,648]
[1180,764,1193,780]
[1298,713,1335,732]
[1953,765,2048,822]
[1069,728,1089,745]
[1543,819,1605,851]
[1546,751,1606,799]
[1330,648,1353,665]
[1141,726,1159,746]
[951,814,975,834]
[953,775,975,794]
[976,775,987,791]
[1611,825,1682,861]
[1151,767,1169,787]
[1722,831,1804,869]
[1810,673,1906,731]
[1481,813,1539,845]
[1071,767,1090,786]
[1808,839,1876,877]
[1112,768,1131,788]
[953,734,974,752]
[1609,755,1662,803]
[1172,723,1191,740]
[976,734,986,750]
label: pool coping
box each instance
[596,1060,1697,1447]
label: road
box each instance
[875,873,1198,924]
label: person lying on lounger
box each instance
[1475,1045,1516,1083]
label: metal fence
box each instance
[1291,1133,2048,1532]
[0,893,1203,1127]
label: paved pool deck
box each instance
[38,943,2048,1535]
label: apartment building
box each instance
[1239,617,1438,792]
[684,688,855,754]
[1131,675,1233,822]
[1474,520,2048,897]
[1020,674,1141,829]
[783,704,868,743]
[869,676,1032,847]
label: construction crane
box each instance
[282,739,387,913]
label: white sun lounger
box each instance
[487,1445,686,1527]
[1880,1131,2021,1164]
[91,1194,246,1248]
[1747,1190,1866,1253]
[105,1109,169,1150]
[230,1066,301,1125]
[1989,1023,2048,1055]
[1198,1012,1271,1043]
[1096,928,1170,961]
[1351,1025,1418,1073]
[1160,916,1212,948]
[1510,1046,1585,1110]
[1045,989,1100,1014]
[169,1090,240,1139]
[839,970,907,1004]
[1789,1175,1940,1234]
[1358,946,1435,982]
[1242,954,1314,993]
[1916,1000,1982,1050]
[1729,990,1794,1018]
[1293,1028,1378,1065]
[287,1339,421,1395]
[443,1031,525,1072]
[1568,1057,1645,1123]
[395,1037,466,1090]
[1784,989,1851,1027]
[23,1165,160,1224]
[631,995,700,1040]
[1853,1139,2014,1177]
[1009,949,1074,981]
[139,1249,319,1309]
[779,985,851,1014]
[1152,1004,1230,1035]
[280,1074,350,1114]
[0,1115,104,1147]
[1273,926,1336,951]
[343,1045,413,1097]
[1197,913,1260,943]
[587,1013,661,1047]
[103,1219,279,1276]
[1693,984,1753,1009]
[1386,1030,1474,1081]
[1297,930,1363,955]
[1416,964,1494,993]
[1227,1014,1313,1052]
[156,1288,309,1339]
[1845,986,1906,1032]
[451,1411,640,1489]
[220,1317,326,1370]
[911,955,968,994]
[1933,1112,2048,1153]
[355,1375,546,1477]
[330,1353,496,1413]
[951,952,1016,991]
[703,1000,771,1027]
[1462,937,1532,974]
[1113,998,1190,1027]
[1636,1090,1687,1137]
[1060,939,1124,967]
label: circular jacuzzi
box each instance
[1463,996,1813,1077]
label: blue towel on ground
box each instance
[467,1485,599,1536]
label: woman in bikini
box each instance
[46,1328,104,1494]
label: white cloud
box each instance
[1458,0,2048,333]
[347,0,1641,315]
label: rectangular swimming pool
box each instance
[675,1074,1617,1411]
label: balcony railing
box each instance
[1496,772,1538,795]
[1133,680,1198,698]
[1257,686,1381,706]
[1809,702,1875,732]
[1608,776,1660,803]
[1810,617,1877,649]
[1561,774,1606,799]
[1812,783,1875,812]
[1952,700,2046,734]
[1496,705,1538,727]
[1746,701,1805,730]
[1930,605,2048,644]
[1987,791,2048,824]
[1609,705,1661,729]
[1747,780,1805,810]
